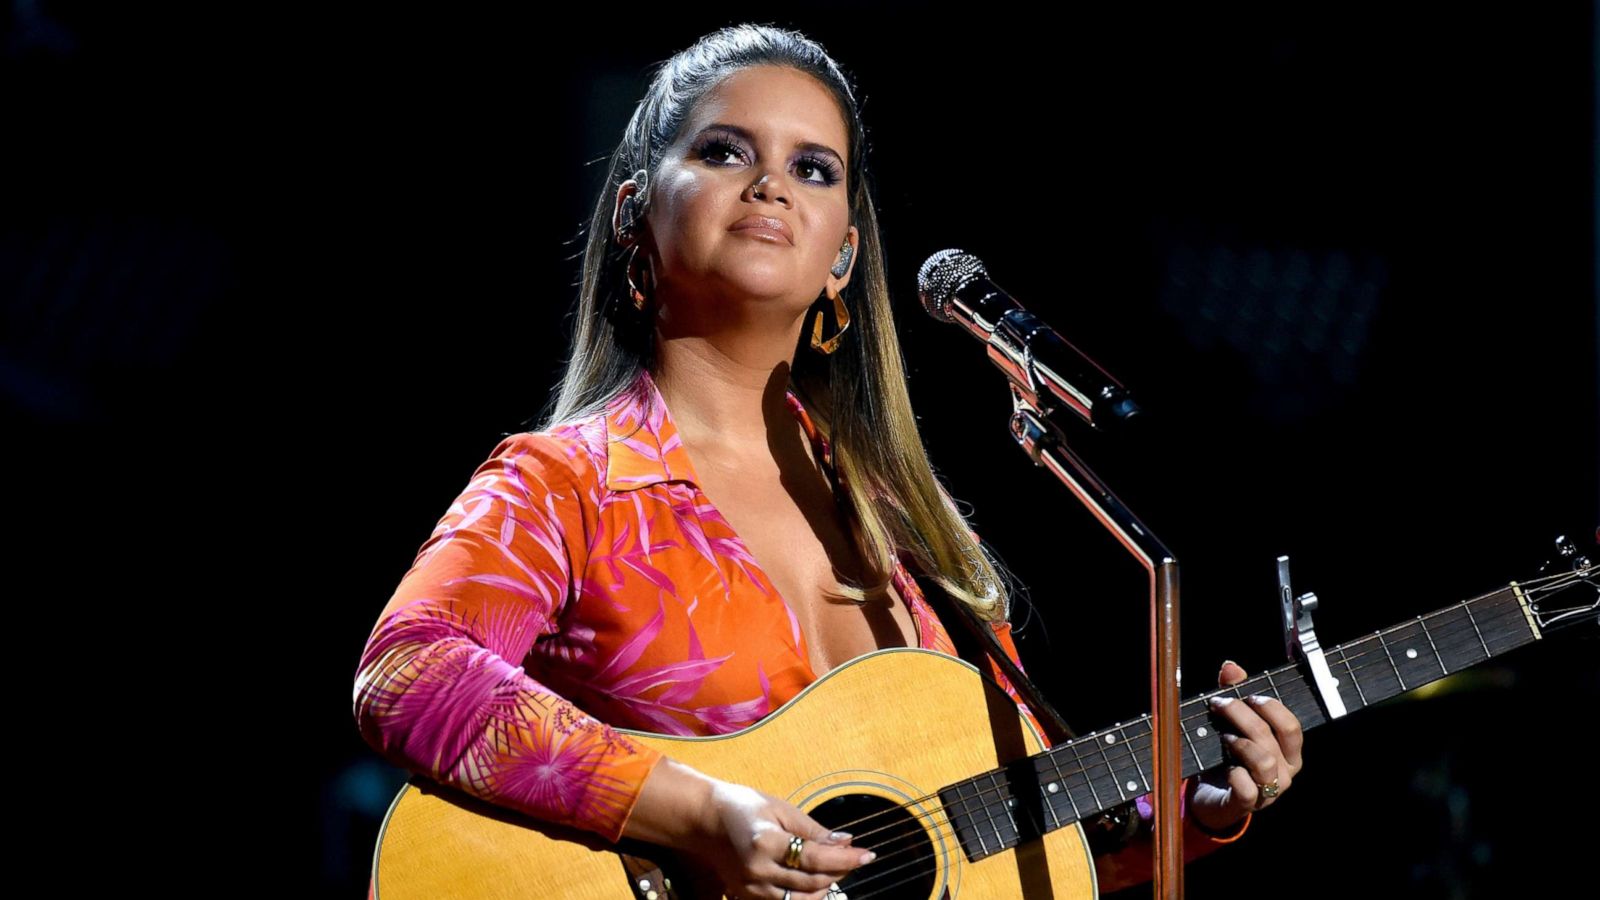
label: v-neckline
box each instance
[630,369,926,677]
[711,511,925,680]
[677,421,925,681]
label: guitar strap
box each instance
[911,571,1078,744]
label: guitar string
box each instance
[829,592,1535,864]
[789,594,1543,894]
[838,599,1542,900]
[824,590,1534,845]
[829,576,1584,897]
[825,589,1523,839]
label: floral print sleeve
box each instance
[352,432,665,844]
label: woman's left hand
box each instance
[1189,659,1304,833]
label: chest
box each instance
[697,471,920,677]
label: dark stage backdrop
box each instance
[6,5,1595,898]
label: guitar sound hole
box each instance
[807,793,939,899]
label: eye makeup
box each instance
[690,125,845,188]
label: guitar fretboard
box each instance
[937,582,1541,860]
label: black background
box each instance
[6,4,1596,897]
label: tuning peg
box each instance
[1555,535,1576,558]
[1537,533,1595,577]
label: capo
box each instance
[1277,555,1348,720]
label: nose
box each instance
[747,173,792,208]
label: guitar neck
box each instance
[939,581,1542,860]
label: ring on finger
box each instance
[784,835,805,869]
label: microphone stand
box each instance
[1004,388,1186,900]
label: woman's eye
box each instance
[705,140,743,165]
[701,139,745,166]
[796,157,840,186]
[699,138,840,187]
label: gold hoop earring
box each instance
[809,290,850,355]
[624,241,653,312]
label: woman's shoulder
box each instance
[483,413,610,497]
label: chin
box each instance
[716,269,803,303]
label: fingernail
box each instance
[1210,696,1234,708]
[859,850,876,864]
[1221,659,1237,670]
[829,831,852,842]
[1247,695,1270,706]
[1223,733,1239,743]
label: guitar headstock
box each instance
[1523,529,1598,637]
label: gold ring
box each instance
[1257,779,1280,801]
[784,835,805,868]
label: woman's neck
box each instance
[650,334,799,453]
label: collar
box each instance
[604,368,828,492]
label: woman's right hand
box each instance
[624,757,875,899]
[697,779,874,899]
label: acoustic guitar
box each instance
[368,542,1596,899]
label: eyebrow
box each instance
[695,122,845,166]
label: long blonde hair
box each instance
[532,24,1019,623]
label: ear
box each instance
[827,225,861,294]
[612,177,646,245]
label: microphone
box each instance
[917,248,1141,432]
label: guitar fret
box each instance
[986,770,1011,849]
[1074,740,1106,811]
[1375,628,1405,691]
[1462,600,1493,660]
[1120,723,1149,797]
[943,778,987,859]
[1036,753,1074,828]
[1040,779,1062,832]
[1341,644,1368,707]
[1179,707,1206,770]
[1416,616,1448,675]
[972,775,996,853]
[1113,720,1152,791]
[1093,729,1128,803]
[971,780,991,857]
[1060,743,1088,821]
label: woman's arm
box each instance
[351,432,665,844]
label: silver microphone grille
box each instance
[917,249,988,323]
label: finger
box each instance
[1243,694,1305,772]
[1219,731,1285,799]
[763,844,855,897]
[1216,661,1305,774]
[1223,763,1264,812]
[1213,693,1299,784]
[772,827,875,880]
[1207,695,1277,748]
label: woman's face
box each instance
[629,65,859,326]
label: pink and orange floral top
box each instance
[351,367,1247,894]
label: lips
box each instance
[730,215,794,245]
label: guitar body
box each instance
[371,648,1099,899]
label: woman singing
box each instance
[353,23,1303,899]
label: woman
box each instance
[353,23,1303,899]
